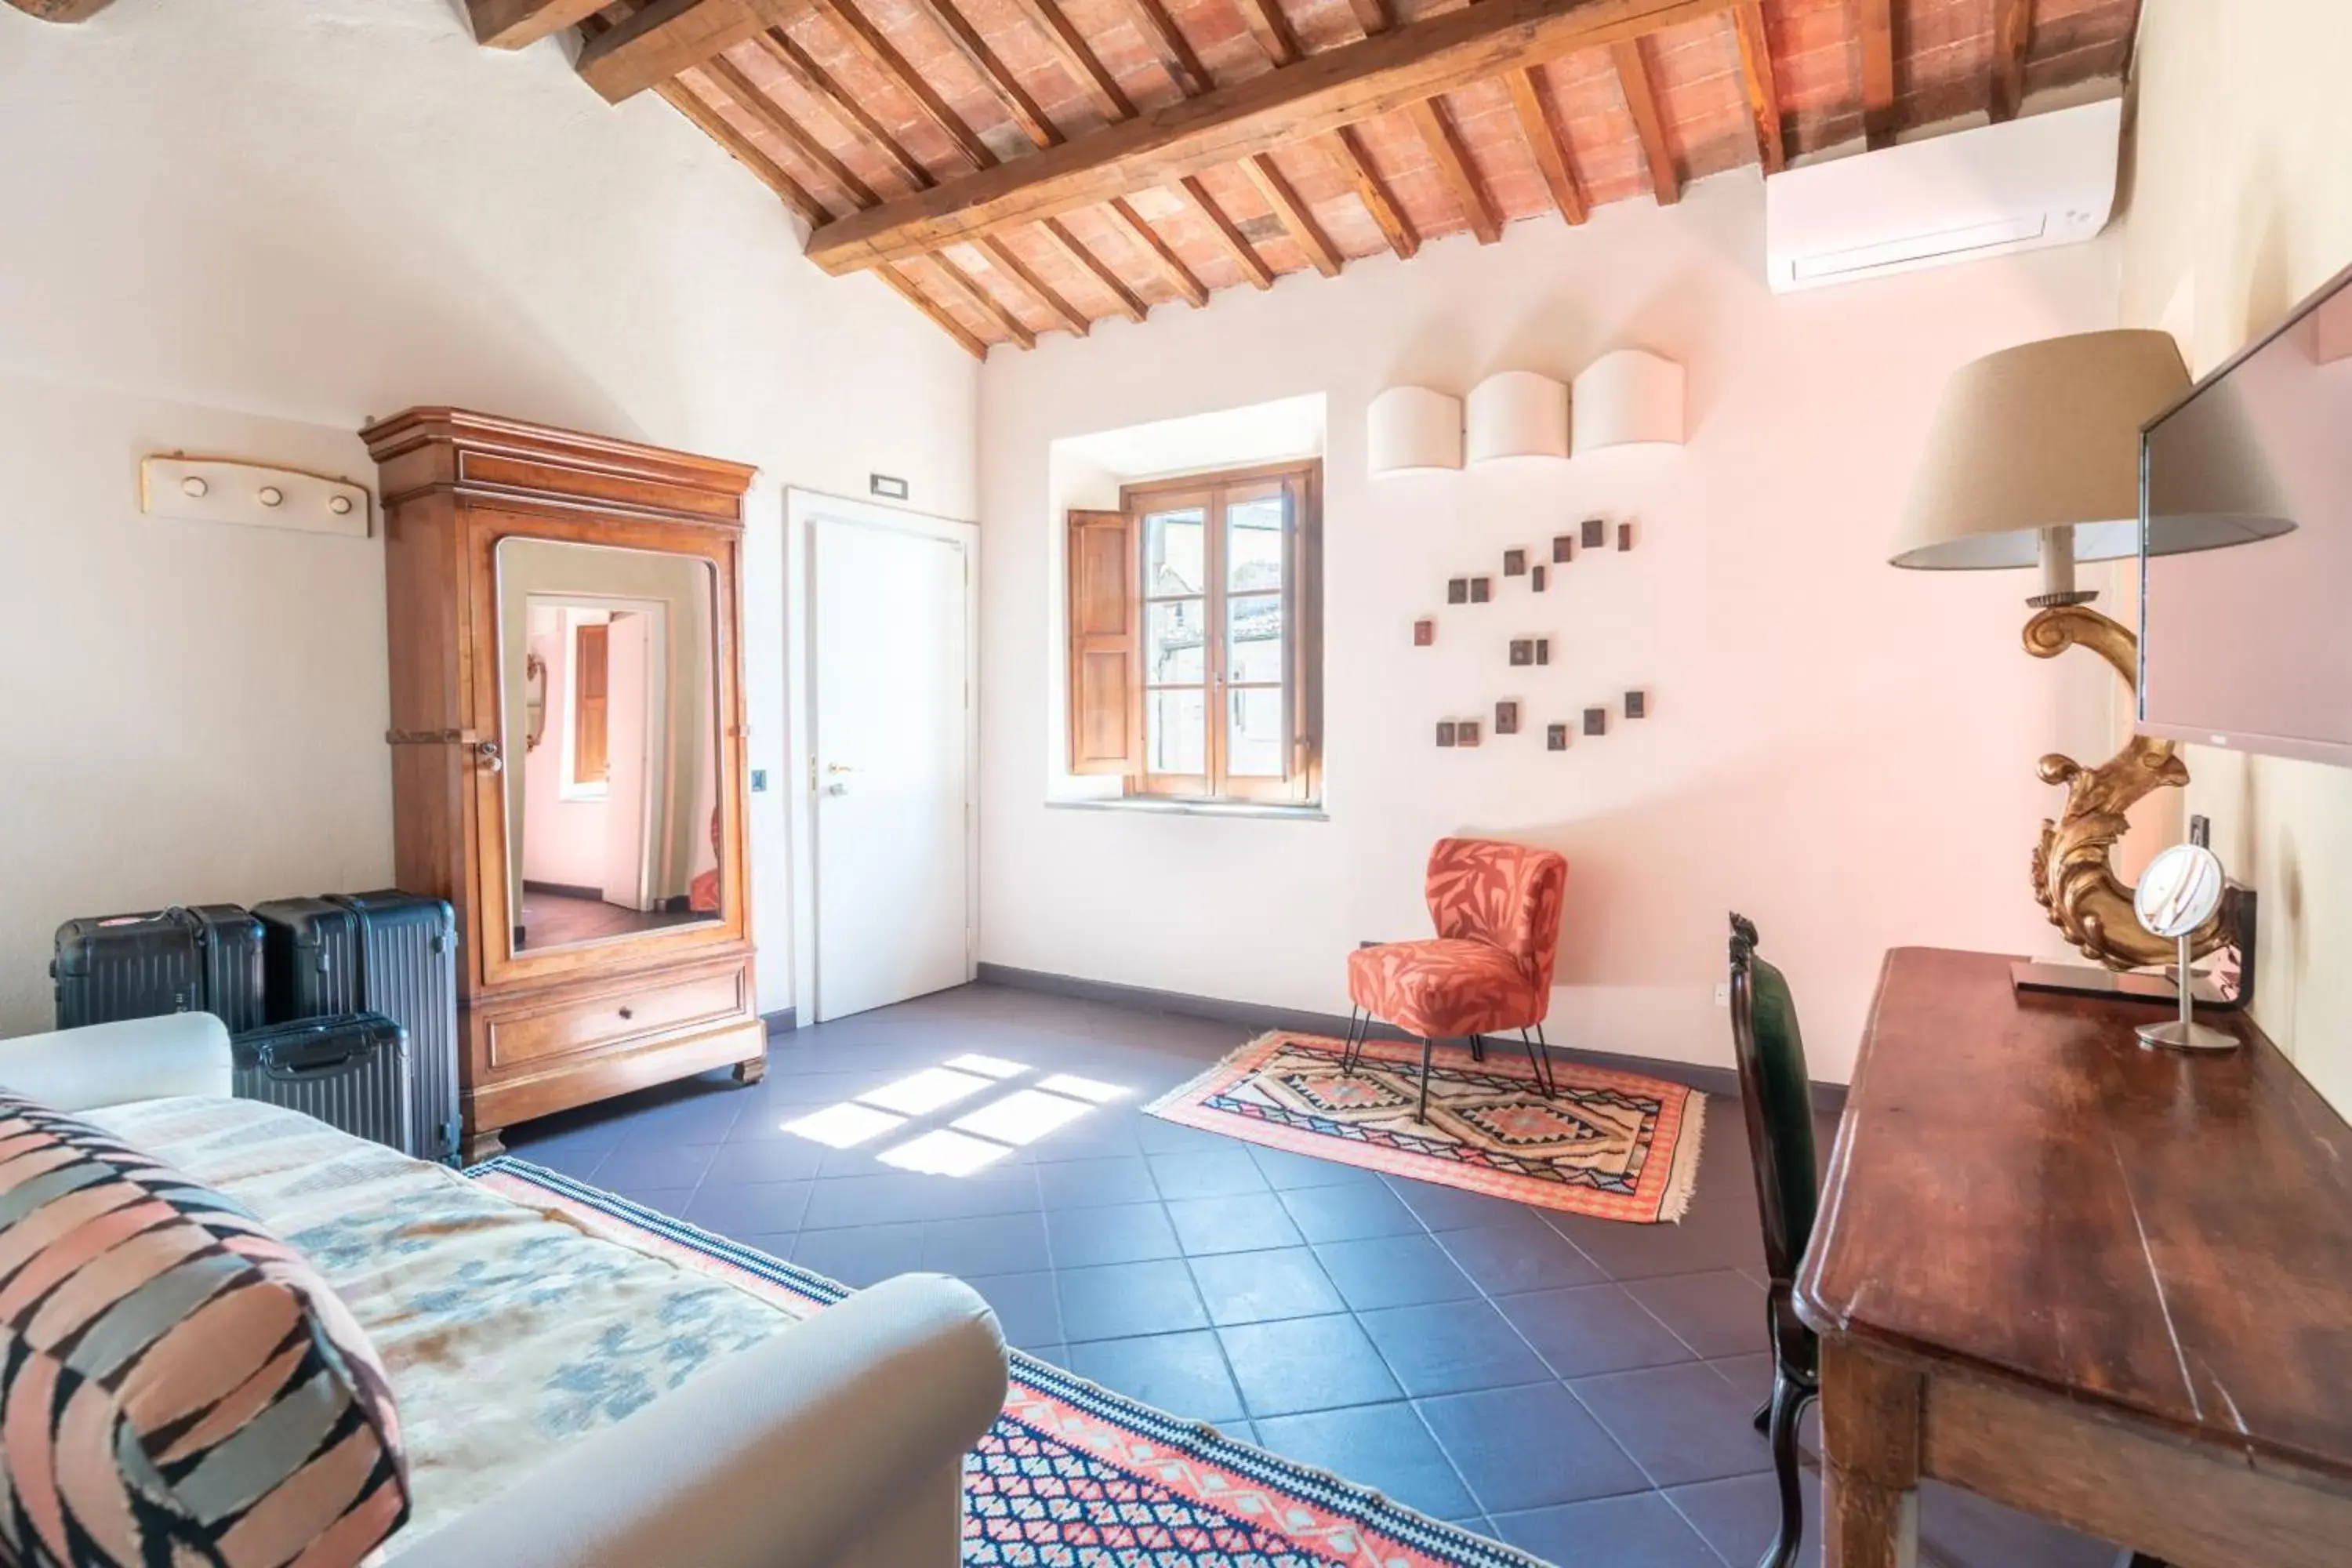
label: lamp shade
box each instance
[1571,349,1684,452]
[1367,386,1464,476]
[1466,372,1570,464]
[1891,329,2190,569]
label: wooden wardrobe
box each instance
[362,408,764,1162]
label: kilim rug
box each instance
[1146,1031,1704,1225]
[472,1157,1552,1568]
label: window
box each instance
[572,620,609,788]
[1066,459,1321,805]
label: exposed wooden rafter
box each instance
[1856,0,1896,148]
[1730,2,1784,172]
[702,56,876,211]
[1005,0,1136,120]
[1331,126,1421,256]
[806,0,1719,273]
[929,251,1040,348]
[908,0,1063,151]
[1990,0,2033,122]
[749,28,933,192]
[806,0,995,170]
[581,0,780,103]
[1105,197,1212,307]
[1611,34,1679,204]
[1406,97,1500,245]
[1234,0,1417,262]
[877,263,989,358]
[1121,0,1283,289]
[657,80,826,227]
[978,235,1094,336]
[1240,156,1342,276]
[467,0,608,48]
[1506,67,1586,223]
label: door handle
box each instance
[475,740,504,775]
[825,762,857,775]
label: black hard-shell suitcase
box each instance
[328,891,460,1164]
[230,1012,412,1154]
[186,904,267,1034]
[52,909,203,1029]
[252,897,363,1022]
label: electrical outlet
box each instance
[1713,982,1730,1007]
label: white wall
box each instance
[2121,0,2352,1117]
[0,0,976,1032]
[979,174,2122,1083]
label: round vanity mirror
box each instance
[2132,843,2234,1052]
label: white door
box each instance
[810,514,972,1020]
[601,608,658,911]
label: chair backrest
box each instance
[1425,838,1568,991]
[1727,913,1820,1290]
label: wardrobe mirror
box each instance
[495,537,724,953]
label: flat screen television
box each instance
[2140,264,2352,766]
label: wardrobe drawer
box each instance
[486,964,748,1069]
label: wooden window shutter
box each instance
[1066,507,1138,777]
[573,621,610,786]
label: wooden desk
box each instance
[1795,947,2352,1568]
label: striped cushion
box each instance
[0,1091,409,1566]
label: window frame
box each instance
[1119,458,1322,806]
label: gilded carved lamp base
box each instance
[2022,605,2229,971]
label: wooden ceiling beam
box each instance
[657,81,829,227]
[1121,0,1212,96]
[1106,197,1212,307]
[907,0,1064,151]
[804,0,1721,274]
[807,0,996,170]
[929,251,1040,348]
[1506,66,1587,223]
[580,0,788,103]
[1044,220,1152,321]
[1339,0,1388,38]
[1004,0,1138,120]
[751,27,936,191]
[1405,96,1500,244]
[877,263,989,357]
[702,56,878,209]
[976,238,1093,336]
[1990,0,2032,123]
[466,0,608,48]
[1234,0,1414,264]
[1330,125,1419,256]
[1179,177,1278,288]
[1730,1,1784,172]
[1240,156,1342,277]
[1611,34,1679,203]
[1855,0,1896,149]
[1233,0,1306,67]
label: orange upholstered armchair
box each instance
[1343,837,1568,1121]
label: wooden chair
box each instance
[1727,913,1821,1568]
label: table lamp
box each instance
[1889,328,2247,990]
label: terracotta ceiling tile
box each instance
[906,252,1014,343]
[780,12,967,173]
[721,42,908,199]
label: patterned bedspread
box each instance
[85,1097,801,1543]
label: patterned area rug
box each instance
[474,1158,1548,1568]
[1147,1031,1704,1225]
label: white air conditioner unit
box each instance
[1764,96,2122,292]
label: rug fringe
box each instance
[1657,1090,1708,1224]
[1139,1030,1283,1119]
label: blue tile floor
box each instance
[506,982,2120,1568]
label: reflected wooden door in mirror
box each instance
[362,408,762,1163]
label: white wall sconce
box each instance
[1367,386,1465,476]
[1466,371,1570,464]
[1572,349,1685,453]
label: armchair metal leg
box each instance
[1415,1035,1435,1123]
[1340,1007,1368,1076]
[1519,1025,1558,1098]
[1751,1397,1769,1434]
[1468,1034,1487,1062]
